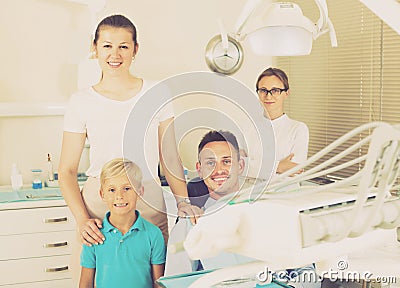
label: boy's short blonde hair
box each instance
[100,158,142,191]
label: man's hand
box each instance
[177,202,204,225]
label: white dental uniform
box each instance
[270,113,309,188]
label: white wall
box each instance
[0,0,273,185]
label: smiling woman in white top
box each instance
[58,14,202,285]
[255,67,309,180]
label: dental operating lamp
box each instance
[205,0,337,74]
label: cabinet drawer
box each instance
[0,278,72,288]
[0,206,75,235]
[0,230,75,260]
[0,255,71,285]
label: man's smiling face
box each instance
[196,141,244,200]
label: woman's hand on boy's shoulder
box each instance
[79,218,105,246]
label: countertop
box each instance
[0,186,66,210]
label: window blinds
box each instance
[277,0,400,179]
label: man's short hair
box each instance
[198,130,240,160]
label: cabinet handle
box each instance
[45,265,69,273]
[43,241,69,248]
[44,216,68,223]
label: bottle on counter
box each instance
[31,169,43,189]
[45,153,58,187]
[47,153,54,182]
[11,163,23,191]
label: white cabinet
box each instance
[0,201,75,287]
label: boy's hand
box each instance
[79,218,105,246]
[177,203,204,225]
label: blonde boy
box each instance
[79,158,166,288]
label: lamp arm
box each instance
[314,0,338,47]
[327,18,338,47]
[234,0,263,39]
[218,18,229,50]
[314,0,328,33]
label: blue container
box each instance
[31,169,43,189]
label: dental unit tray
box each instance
[0,188,63,203]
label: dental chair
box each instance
[187,177,209,209]
[182,122,400,288]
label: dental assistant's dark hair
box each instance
[256,67,289,90]
[198,130,240,160]
[93,14,138,45]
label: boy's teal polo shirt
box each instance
[80,210,166,288]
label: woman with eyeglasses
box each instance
[256,67,309,178]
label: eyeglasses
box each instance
[256,87,288,97]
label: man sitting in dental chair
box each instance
[165,130,320,288]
